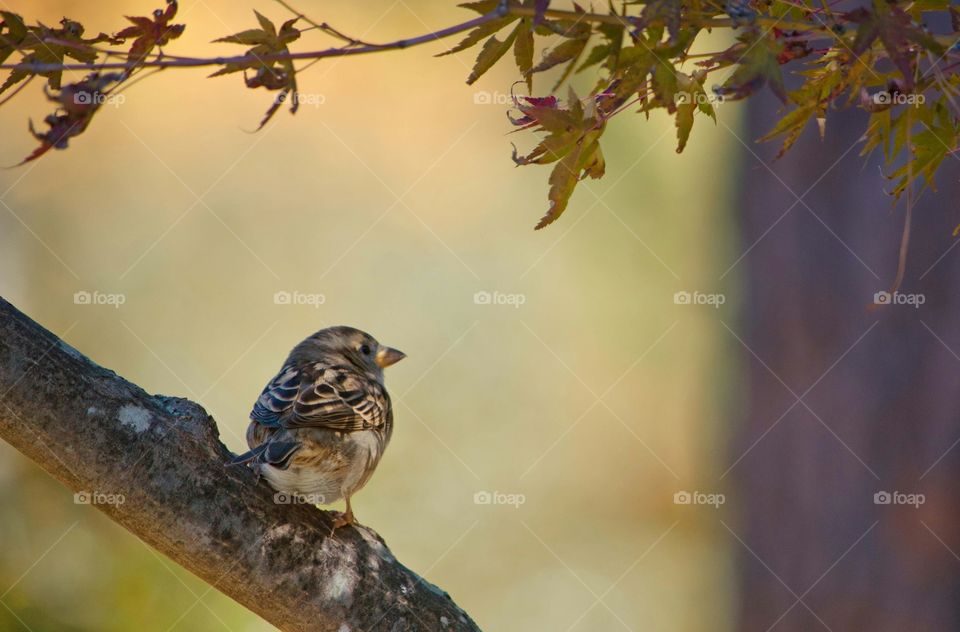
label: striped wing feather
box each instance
[250,363,390,433]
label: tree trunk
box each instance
[0,297,480,632]
[735,96,960,630]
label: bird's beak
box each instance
[375,346,406,368]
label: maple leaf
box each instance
[529,34,588,91]
[14,73,122,165]
[537,12,592,39]
[674,71,715,153]
[467,27,520,85]
[760,103,818,158]
[651,59,680,111]
[640,0,682,45]
[847,3,942,91]
[577,21,624,76]
[514,19,535,91]
[213,11,302,130]
[457,0,506,14]
[507,94,560,128]
[114,0,185,66]
[760,57,845,159]
[1,18,114,96]
[438,3,524,85]
[713,31,786,102]
[886,99,957,197]
[538,130,603,229]
[602,46,654,108]
[437,14,517,57]
[443,0,591,87]
[511,88,606,229]
[860,107,907,164]
[0,12,28,67]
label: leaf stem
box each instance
[272,0,382,47]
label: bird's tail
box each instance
[225,440,300,469]
[225,444,268,467]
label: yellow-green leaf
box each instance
[514,20,534,91]
[675,100,695,152]
[466,28,519,85]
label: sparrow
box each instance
[229,326,405,531]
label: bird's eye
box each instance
[360,344,371,355]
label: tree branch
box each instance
[0,3,817,75]
[0,5,510,73]
[0,297,480,632]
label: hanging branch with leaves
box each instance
[0,0,958,229]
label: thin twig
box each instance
[108,66,166,97]
[40,36,201,63]
[890,107,914,296]
[273,0,381,47]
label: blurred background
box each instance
[1,1,958,631]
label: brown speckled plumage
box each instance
[230,326,405,531]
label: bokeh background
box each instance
[0,3,741,630]
[3,1,959,631]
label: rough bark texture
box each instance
[0,297,480,632]
[736,96,960,630]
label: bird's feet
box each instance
[329,500,355,536]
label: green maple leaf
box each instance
[467,27,519,85]
[674,72,714,153]
[577,22,624,77]
[640,0,682,45]
[0,12,28,66]
[1,18,113,95]
[715,31,786,103]
[888,101,957,197]
[529,35,587,91]
[760,104,819,158]
[514,19,535,90]
[437,15,517,57]
[539,127,604,229]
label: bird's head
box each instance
[288,326,406,379]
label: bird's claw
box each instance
[329,510,355,536]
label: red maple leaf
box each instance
[114,0,185,66]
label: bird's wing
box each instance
[250,362,391,433]
[250,364,301,428]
